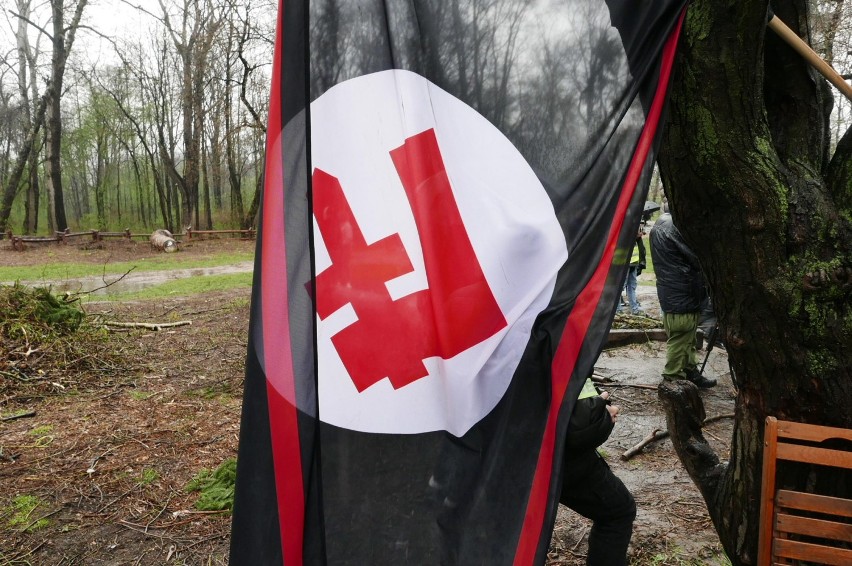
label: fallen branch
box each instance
[102,320,192,331]
[591,375,659,390]
[72,267,136,297]
[600,383,659,390]
[1,409,36,421]
[621,413,734,461]
[621,428,668,460]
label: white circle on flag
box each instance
[311,69,568,436]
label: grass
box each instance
[139,468,159,486]
[6,495,50,532]
[129,390,154,400]
[28,425,54,437]
[0,250,254,282]
[98,271,252,300]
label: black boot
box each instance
[685,367,716,388]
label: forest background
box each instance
[2,0,852,238]
[0,0,276,236]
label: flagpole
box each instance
[767,15,852,102]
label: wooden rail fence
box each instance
[4,227,256,251]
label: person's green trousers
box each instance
[662,311,699,380]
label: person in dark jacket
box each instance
[649,211,716,388]
[559,380,636,565]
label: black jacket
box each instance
[565,395,615,452]
[559,392,615,485]
[649,213,705,313]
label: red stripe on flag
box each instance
[513,11,686,565]
[261,1,305,564]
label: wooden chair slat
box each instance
[778,420,852,443]
[773,538,852,566]
[776,442,852,468]
[776,490,852,518]
[775,512,852,541]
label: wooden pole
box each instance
[768,15,852,102]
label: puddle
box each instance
[6,261,254,296]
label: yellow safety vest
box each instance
[578,378,599,400]
[629,244,641,265]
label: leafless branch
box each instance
[8,10,52,41]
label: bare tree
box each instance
[43,0,89,232]
[155,0,223,229]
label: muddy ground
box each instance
[1,240,733,565]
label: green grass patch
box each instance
[185,386,229,401]
[129,390,154,400]
[101,271,252,301]
[6,495,50,531]
[28,425,54,437]
[0,250,254,282]
[228,296,251,309]
[186,458,237,512]
[139,468,159,486]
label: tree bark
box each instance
[0,95,47,233]
[657,1,852,564]
[45,0,88,232]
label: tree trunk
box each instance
[24,143,40,233]
[242,172,261,230]
[0,95,47,233]
[657,1,852,564]
[202,142,213,229]
[44,0,89,232]
[15,0,39,234]
[94,131,106,230]
[47,0,67,232]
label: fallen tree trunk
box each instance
[149,229,178,252]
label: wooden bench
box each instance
[758,416,852,565]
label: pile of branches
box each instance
[611,311,661,330]
[0,285,129,399]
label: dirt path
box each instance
[8,262,255,296]
[1,241,731,565]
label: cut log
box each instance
[150,229,178,252]
[605,328,667,348]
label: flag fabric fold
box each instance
[231,1,688,564]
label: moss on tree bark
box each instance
[657,1,852,564]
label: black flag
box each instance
[231,1,687,564]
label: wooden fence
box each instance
[4,227,256,251]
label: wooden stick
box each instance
[102,320,191,331]
[768,15,852,102]
[1,410,36,422]
[622,429,669,460]
[620,413,735,461]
